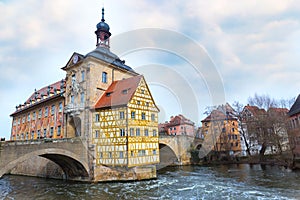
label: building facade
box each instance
[11,80,65,140]
[10,8,159,181]
[201,104,242,156]
[158,114,195,137]
[288,94,300,159]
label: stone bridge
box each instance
[158,135,203,168]
[0,138,92,181]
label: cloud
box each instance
[1,0,300,139]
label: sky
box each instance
[1,0,300,139]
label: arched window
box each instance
[102,72,107,83]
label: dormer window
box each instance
[122,89,128,94]
[106,92,112,97]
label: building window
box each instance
[22,116,25,123]
[33,112,36,120]
[37,130,41,139]
[146,102,149,107]
[141,112,146,120]
[26,132,29,140]
[51,105,55,115]
[120,129,125,137]
[38,109,42,118]
[137,100,140,105]
[151,114,155,121]
[144,129,149,136]
[57,126,61,136]
[102,72,107,83]
[72,74,76,85]
[18,118,20,125]
[50,127,54,137]
[138,150,146,156]
[31,131,34,139]
[119,151,124,158]
[95,130,99,138]
[45,107,48,117]
[43,129,47,137]
[131,111,135,119]
[153,130,157,137]
[120,111,125,119]
[81,70,85,81]
[131,151,134,157]
[130,128,134,136]
[100,152,103,159]
[141,89,145,94]
[108,152,112,158]
[81,92,85,104]
[71,95,74,104]
[95,114,100,122]
[59,102,63,112]
[27,113,30,122]
[232,128,235,132]
[136,128,140,136]
[153,149,157,155]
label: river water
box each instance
[1,164,300,200]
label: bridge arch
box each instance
[158,142,179,168]
[1,148,89,181]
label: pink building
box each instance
[159,114,195,137]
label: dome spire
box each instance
[95,7,111,48]
[101,7,105,22]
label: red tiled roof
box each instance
[11,80,65,116]
[244,105,266,117]
[25,80,65,103]
[169,114,194,126]
[94,75,143,109]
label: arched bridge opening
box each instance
[0,148,90,181]
[158,144,179,169]
[40,154,89,180]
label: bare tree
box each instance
[232,101,252,156]
[246,94,290,159]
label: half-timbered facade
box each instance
[93,75,159,167]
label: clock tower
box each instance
[95,8,111,48]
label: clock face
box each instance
[73,55,79,64]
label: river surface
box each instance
[1,164,300,200]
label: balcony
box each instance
[64,103,85,115]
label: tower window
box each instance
[81,92,85,104]
[81,70,85,81]
[44,107,48,117]
[102,72,107,83]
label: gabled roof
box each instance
[243,105,266,117]
[288,94,300,117]
[169,114,194,126]
[94,75,142,109]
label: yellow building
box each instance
[201,107,241,155]
[93,75,159,167]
